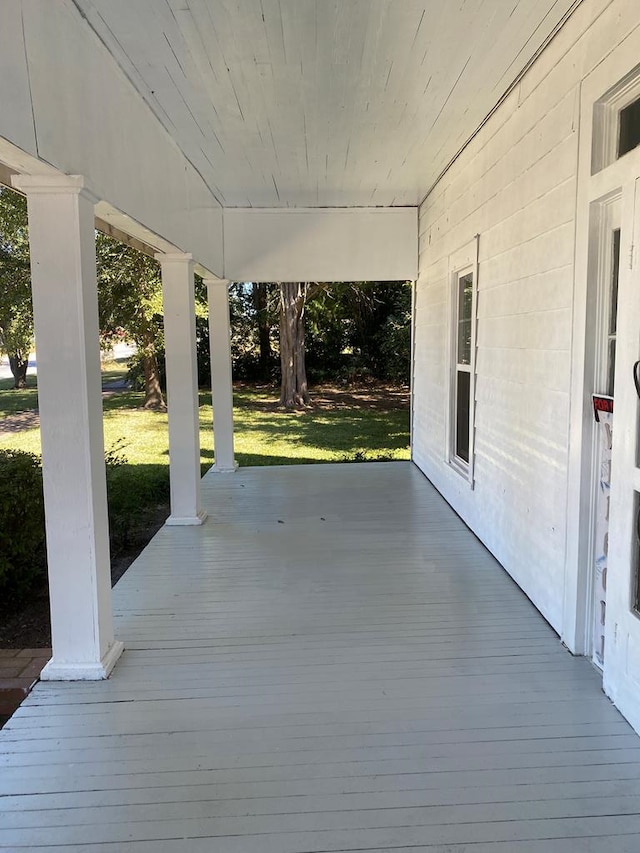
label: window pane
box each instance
[633,493,640,616]
[456,370,470,463]
[457,273,473,365]
[610,229,620,336]
[607,339,617,399]
[618,97,640,158]
[606,229,620,397]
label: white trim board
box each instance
[223,208,418,282]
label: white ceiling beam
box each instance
[224,207,418,282]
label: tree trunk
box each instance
[142,350,166,410]
[279,282,310,408]
[8,354,28,389]
[253,282,271,379]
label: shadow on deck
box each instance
[1,462,640,851]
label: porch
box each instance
[1,462,640,851]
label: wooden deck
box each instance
[1,462,640,851]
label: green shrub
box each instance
[105,440,169,554]
[379,308,411,383]
[0,449,46,602]
[0,442,171,606]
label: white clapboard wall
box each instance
[413,0,640,633]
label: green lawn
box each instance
[0,380,410,467]
[0,378,38,415]
[0,375,409,567]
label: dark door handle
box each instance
[634,360,640,399]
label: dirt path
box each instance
[0,410,40,433]
[0,382,131,434]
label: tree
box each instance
[304,281,412,383]
[96,234,166,409]
[279,282,311,408]
[226,279,411,405]
[277,280,412,407]
[0,188,34,389]
[253,282,272,379]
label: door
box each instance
[591,203,621,669]
[602,175,640,732]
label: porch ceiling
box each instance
[73,0,579,208]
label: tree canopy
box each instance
[225,280,412,407]
[0,188,33,388]
[95,234,166,409]
[0,186,411,406]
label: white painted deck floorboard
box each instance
[2,462,640,851]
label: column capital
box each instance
[11,174,98,204]
[203,277,230,287]
[154,251,194,265]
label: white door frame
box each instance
[603,173,640,731]
[586,195,620,668]
[564,40,640,657]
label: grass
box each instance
[0,378,38,415]
[0,374,409,606]
[0,369,410,643]
[0,379,410,468]
[231,386,410,466]
[0,356,127,413]
[100,357,130,384]
[0,374,409,552]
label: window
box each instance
[606,228,621,396]
[448,260,477,480]
[592,66,640,172]
[454,271,473,465]
[634,493,640,617]
[447,238,478,482]
[618,97,640,159]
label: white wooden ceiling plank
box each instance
[494,0,575,95]
[72,1,182,136]
[186,0,250,124]
[85,0,227,184]
[388,0,533,193]
[408,0,562,192]
[72,0,580,207]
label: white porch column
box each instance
[204,278,237,472]
[157,253,206,525]
[11,174,123,680]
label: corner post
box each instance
[157,253,207,524]
[11,174,123,680]
[204,278,237,472]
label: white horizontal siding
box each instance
[413,0,640,632]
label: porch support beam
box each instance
[11,174,123,680]
[204,278,237,473]
[157,253,206,525]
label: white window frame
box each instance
[592,63,640,174]
[446,237,479,485]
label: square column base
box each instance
[165,509,208,526]
[40,640,124,681]
[211,461,239,474]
